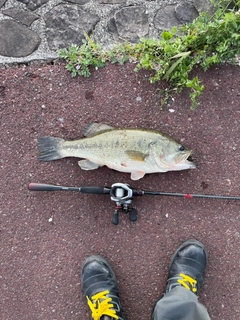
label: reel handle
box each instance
[112,210,119,225]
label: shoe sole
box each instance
[169,238,208,270]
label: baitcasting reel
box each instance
[110,183,137,225]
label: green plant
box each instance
[58,0,240,109]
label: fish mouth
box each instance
[177,150,192,161]
[177,150,196,168]
[186,154,194,162]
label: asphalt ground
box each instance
[0,61,240,320]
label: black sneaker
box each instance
[81,255,126,320]
[165,239,208,295]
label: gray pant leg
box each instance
[152,287,211,320]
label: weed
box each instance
[58,0,240,109]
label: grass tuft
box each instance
[58,0,240,109]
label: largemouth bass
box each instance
[37,123,196,180]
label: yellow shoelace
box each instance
[87,290,119,320]
[178,273,197,293]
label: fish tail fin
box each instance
[37,137,65,161]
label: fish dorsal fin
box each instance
[82,123,114,137]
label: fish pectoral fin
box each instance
[82,123,114,137]
[78,160,100,170]
[125,150,148,162]
[131,171,145,180]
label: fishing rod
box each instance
[29,182,240,225]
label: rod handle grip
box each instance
[80,186,110,195]
[28,183,63,191]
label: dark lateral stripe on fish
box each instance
[37,137,64,161]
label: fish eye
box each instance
[179,145,185,151]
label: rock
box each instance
[17,0,50,11]
[191,0,214,14]
[0,19,41,57]
[0,0,7,9]
[2,7,39,26]
[154,5,181,31]
[44,4,100,51]
[175,2,199,23]
[112,6,149,43]
[0,0,217,63]
[65,0,90,4]
[100,0,126,3]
